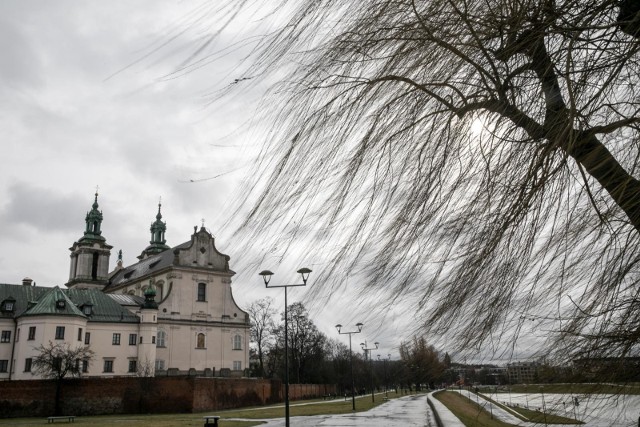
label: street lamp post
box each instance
[259,268,312,427]
[540,387,548,427]
[335,323,363,411]
[378,354,391,396]
[361,341,379,402]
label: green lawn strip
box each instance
[219,391,407,419]
[434,390,516,427]
[508,405,583,425]
[0,414,261,427]
[476,393,582,425]
[0,391,406,426]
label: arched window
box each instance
[233,334,242,350]
[196,333,205,349]
[155,281,164,300]
[157,330,166,347]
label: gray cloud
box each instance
[0,181,87,233]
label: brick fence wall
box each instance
[0,377,337,418]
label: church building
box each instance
[0,193,249,380]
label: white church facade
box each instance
[0,193,249,380]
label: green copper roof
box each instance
[80,192,106,242]
[0,284,49,318]
[142,202,170,256]
[0,284,141,323]
[22,286,85,318]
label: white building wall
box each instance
[11,315,88,380]
[114,267,249,373]
[85,322,141,377]
[0,319,16,380]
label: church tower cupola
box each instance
[138,201,170,260]
[66,191,113,289]
[83,192,105,241]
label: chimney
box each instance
[22,277,33,286]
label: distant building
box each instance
[0,193,249,380]
[506,361,539,384]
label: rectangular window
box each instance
[103,360,113,373]
[85,332,91,345]
[28,326,36,340]
[0,360,8,373]
[157,331,166,347]
[197,283,206,301]
[152,336,156,344]
[112,333,121,345]
[82,359,89,373]
[129,334,137,345]
[233,361,242,371]
[55,326,65,340]
[128,360,137,373]
[233,334,242,350]
[24,358,32,372]
[78,328,83,341]
[0,331,11,343]
[155,360,165,371]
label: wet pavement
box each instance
[228,390,640,426]
[233,394,438,426]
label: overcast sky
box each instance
[0,1,545,363]
[0,0,404,357]
[0,0,256,282]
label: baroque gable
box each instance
[173,226,231,272]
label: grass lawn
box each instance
[0,391,409,427]
[477,393,582,425]
[435,390,583,426]
[507,405,582,425]
[434,391,516,427]
[0,414,261,427]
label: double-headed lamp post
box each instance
[378,354,391,396]
[360,341,379,402]
[335,322,363,411]
[259,268,312,427]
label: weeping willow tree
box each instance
[184,0,640,362]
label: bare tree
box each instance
[247,297,277,377]
[400,337,445,390]
[179,1,640,362]
[285,302,328,383]
[135,360,155,377]
[33,341,94,415]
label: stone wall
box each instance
[0,377,337,418]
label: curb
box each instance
[427,391,466,427]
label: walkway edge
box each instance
[427,392,466,427]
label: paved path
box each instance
[232,394,439,426]
[230,389,640,426]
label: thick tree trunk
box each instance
[524,32,640,233]
[55,379,62,416]
[568,133,640,233]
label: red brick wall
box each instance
[0,377,336,418]
[288,383,337,400]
